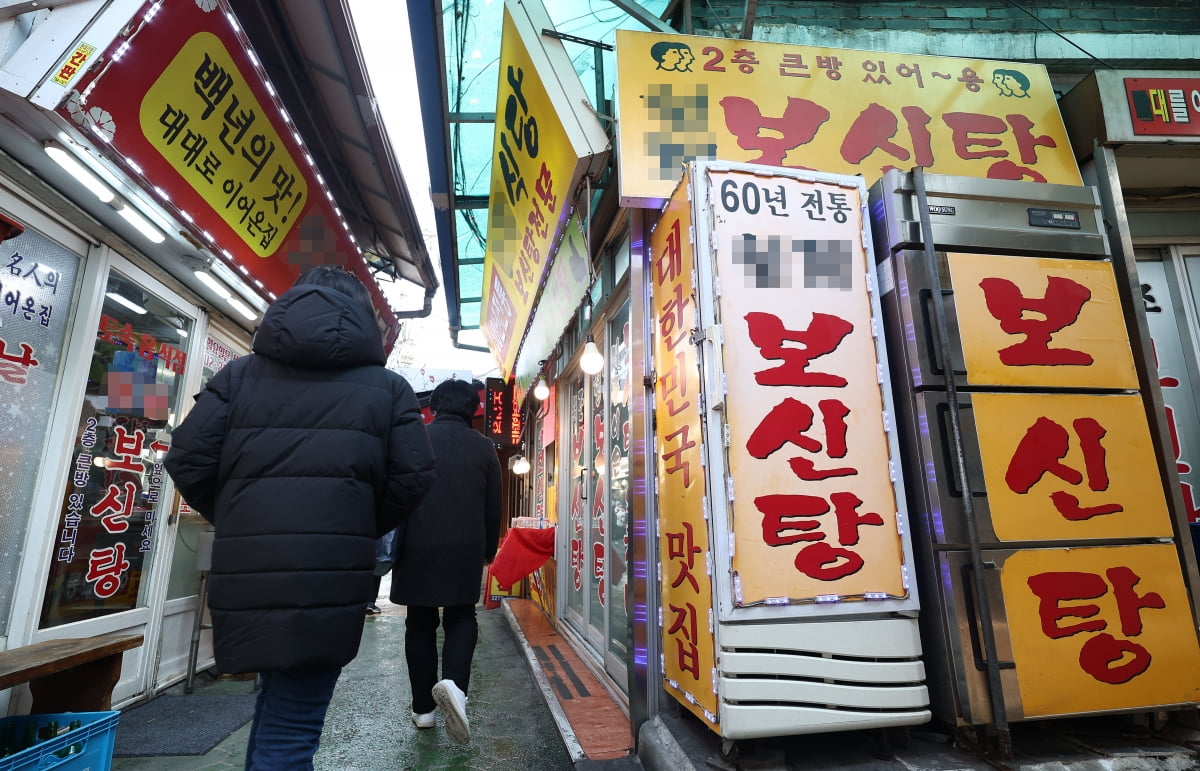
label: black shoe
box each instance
[366,604,382,615]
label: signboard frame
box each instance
[687,160,921,624]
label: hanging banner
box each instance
[55,0,401,346]
[480,0,609,380]
[615,30,1082,206]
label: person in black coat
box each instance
[164,266,435,770]
[390,378,502,744]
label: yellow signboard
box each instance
[140,32,307,258]
[974,392,1173,541]
[948,253,1138,389]
[481,0,608,379]
[615,30,1082,205]
[712,168,908,603]
[1003,544,1200,717]
[649,167,719,728]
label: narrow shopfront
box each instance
[484,2,1200,753]
[0,0,434,715]
[0,166,235,711]
[1061,70,1200,560]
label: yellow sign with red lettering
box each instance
[973,392,1173,542]
[947,253,1138,389]
[1002,544,1200,717]
[481,0,608,379]
[615,30,1082,205]
[711,168,908,603]
[140,32,307,258]
[649,167,719,729]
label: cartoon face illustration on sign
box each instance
[993,68,1031,98]
[651,41,695,72]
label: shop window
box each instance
[40,270,191,628]
[164,334,242,600]
[606,298,632,665]
[0,227,81,637]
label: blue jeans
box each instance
[245,666,342,770]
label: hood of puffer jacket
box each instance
[251,284,386,369]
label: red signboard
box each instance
[1124,77,1200,137]
[57,0,400,346]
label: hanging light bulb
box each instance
[580,334,604,375]
[533,378,550,401]
[512,455,531,475]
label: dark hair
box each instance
[650,40,691,66]
[294,266,373,316]
[430,378,479,420]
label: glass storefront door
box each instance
[560,295,632,693]
[33,255,201,704]
[40,266,192,628]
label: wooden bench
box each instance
[0,634,143,712]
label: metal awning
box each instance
[406,0,668,353]
[230,0,439,307]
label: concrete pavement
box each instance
[109,586,1200,770]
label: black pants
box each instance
[405,604,478,714]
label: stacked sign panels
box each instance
[868,170,1200,726]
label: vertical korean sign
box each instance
[56,0,400,346]
[484,377,522,448]
[615,30,1081,206]
[481,0,608,379]
[710,168,908,605]
[943,249,1200,713]
[649,167,718,728]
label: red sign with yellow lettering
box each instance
[57,0,399,345]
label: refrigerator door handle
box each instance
[961,562,1016,672]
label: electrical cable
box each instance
[1005,0,1115,68]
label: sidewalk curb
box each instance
[501,601,587,764]
[637,714,700,771]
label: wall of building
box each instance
[681,1,1200,88]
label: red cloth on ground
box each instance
[489,526,556,590]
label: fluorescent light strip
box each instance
[227,297,258,321]
[194,270,232,299]
[106,292,147,315]
[116,203,165,243]
[45,144,115,203]
[210,257,269,312]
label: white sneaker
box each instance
[431,679,469,744]
[411,710,435,729]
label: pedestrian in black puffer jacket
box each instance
[164,266,435,771]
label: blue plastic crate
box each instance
[0,711,119,771]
